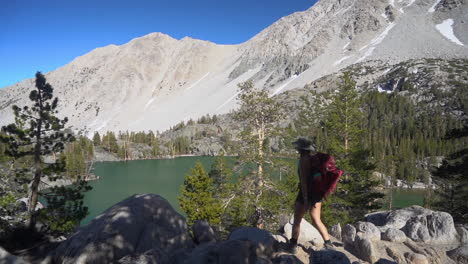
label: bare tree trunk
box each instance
[29,103,43,230]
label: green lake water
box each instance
[81,157,427,225]
[82,157,216,225]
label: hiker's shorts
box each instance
[295,190,322,208]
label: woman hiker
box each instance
[288,137,343,253]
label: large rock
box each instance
[228,227,277,257]
[457,225,468,244]
[50,194,194,264]
[117,248,170,264]
[426,211,457,243]
[330,224,342,241]
[283,217,324,245]
[342,224,356,248]
[355,222,381,241]
[447,245,468,264]
[310,249,352,264]
[382,206,432,230]
[192,220,216,244]
[184,240,263,264]
[354,232,378,263]
[382,228,407,243]
[403,211,457,244]
[366,206,457,244]
[365,211,389,227]
[271,254,303,264]
[405,252,429,264]
[0,247,28,264]
[385,246,405,264]
[403,215,431,243]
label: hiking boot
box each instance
[284,242,298,254]
[324,240,335,249]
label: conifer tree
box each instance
[101,131,118,153]
[92,131,101,146]
[0,72,91,231]
[232,81,284,226]
[431,124,468,223]
[178,162,221,227]
[325,72,362,157]
[208,153,232,192]
[325,73,383,221]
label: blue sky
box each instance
[0,0,317,88]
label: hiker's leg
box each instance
[310,202,330,241]
[292,201,307,241]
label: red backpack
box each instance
[310,153,344,199]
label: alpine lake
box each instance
[80,157,428,225]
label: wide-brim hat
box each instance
[292,137,316,151]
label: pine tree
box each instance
[431,124,468,223]
[327,73,383,221]
[232,81,284,226]
[0,72,91,231]
[101,131,119,153]
[178,162,221,227]
[208,153,232,192]
[325,72,362,157]
[92,131,101,146]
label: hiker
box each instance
[288,137,343,252]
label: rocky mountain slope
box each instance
[0,0,467,136]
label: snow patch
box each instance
[342,41,351,50]
[356,47,376,63]
[381,12,388,19]
[399,8,405,13]
[389,0,395,6]
[382,68,392,74]
[377,85,393,94]
[144,97,156,109]
[334,56,353,66]
[357,22,396,62]
[271,75,298,97]
[370,23,396,46]
[185,72,210,90]
[406,0,416,7]
[216,91,241,111]
[428,0,442,13]
[435,19,465,46]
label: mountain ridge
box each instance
[0,0,467,136]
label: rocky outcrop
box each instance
[228,227,277,257]
[329,223,342,241]
[402,211,457,244]
[283,216,324,245]
[355,233,378,263]
[382,228,407,243]
[117,248,171,264]
[447,245,468,264]
[50,194,194,264]
[192,220,217,244]
[365,206,458,244]
[458,225,468,244]
[355,221,381,241]
[342,224,357,251]
[183,240,269,264]
[0,246,28,264]
[310,250,352,264]
[31,195,464,264]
